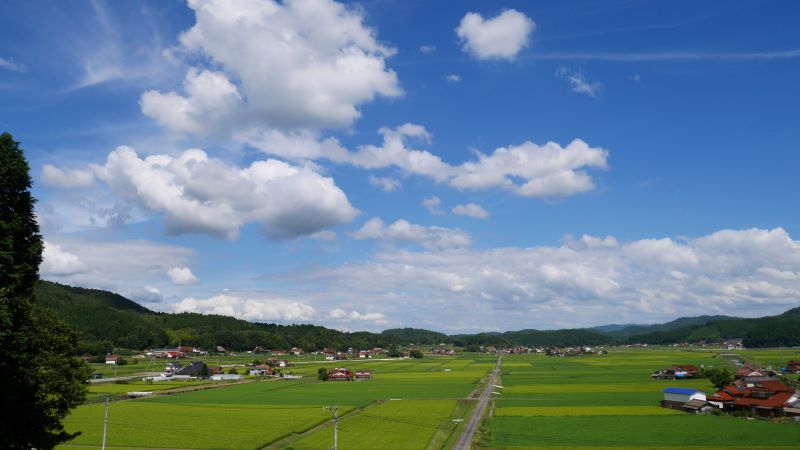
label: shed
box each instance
[661,387,706,409]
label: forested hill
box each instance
[34,280,800,353]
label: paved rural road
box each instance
[454,356,502,450]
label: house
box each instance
[177,361,207,377]
[724,339,744,350]
[216,346,227,354]
[358,351,370,359]
[165,361,182,375]
[682,399,713,414]
[290,347,304,356]
[266,358,289,368]
[325,354,335,360]
[355,370,373,381]
[249,364,272,376]
[208,365,224,375]
[786,360,800,374]
[661,388,707,409]
[105,355,120,365]
[327,367,353,381]
[652,365,699,380]
[708,380,799,417]
[735,367,765,378]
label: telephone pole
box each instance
[324,405,339,450]
[100,394,110,450]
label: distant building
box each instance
[177,361,207,377]
[355,370,373,381]
[661,387,707,409]
[328,368,353,381]
[249,365,272,376]
[652,365,699,380]
[211,374,243,381]
[105,355,119,365]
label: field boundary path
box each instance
[453,356,502,450]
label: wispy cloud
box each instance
[0,57,25,72]
[529,49,800,62]
[556,67,602,97]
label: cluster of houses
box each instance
[321,347,388,360]
[660,361,800,419]
[326,367,373,381]
[145,346,208,359]
[546,346,601,357]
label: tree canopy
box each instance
[0,132,89,449]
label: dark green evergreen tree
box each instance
[0,132,90,449]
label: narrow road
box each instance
[454,357,502,450]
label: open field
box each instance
[481,348,800,449]
[61,356,495,449]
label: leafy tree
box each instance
[198,363,210,379]
[0,132,90,449]
[702,367,734,388]
[409,349,423,359]
[317,367,329,381]
[227,368,239,375]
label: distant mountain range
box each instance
[33,280,800,354]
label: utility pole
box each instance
[324,405,339,450]
[100,394,110,450]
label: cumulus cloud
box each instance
[556,67,603,97]
[368,175,401,192]
[41,241,86,276]
[41,165,96,189]
[174,294,315,322]
[142,0,400,135]
[352,217,471,251]
[249,124,608,199]
[456,10,534,60]
[167,266,200,285]
[422,196,445,216]
[445,74,461,82]
[330,308,387,323]
[452,203,489,219]
[39,238,196,296]
[295,227,800,331]
[88,146,357,239]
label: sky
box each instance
[2,0,800,333]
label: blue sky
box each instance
[2,0,800,332]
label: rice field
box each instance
[482,348,800,449]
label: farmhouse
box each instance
[724,338,744,350]
[708,380,799,417]
[786,360,800,374]
[211,374,243,381]
[208,365,224,375]
[177,361,207,377]
[105,355,119,365]
[652,365,699,380]
[358,350,370,358]
[165,361,182,375]
[661,387,707,410]
[266,358,289,368]
[290,347,304,356]
[249,364,272,376]
[735,367,765,378]
[355,370,373,381]
[328,367,353,381]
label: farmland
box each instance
[482,348,800,449]
[60,356,495,449]
[58,348,800,449]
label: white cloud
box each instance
[556,67,603,97]
[445,74,461,82]
[89,146,357,239]
[41,241,86,276]
[330,308,386,323]
[449,138,609,198]
[352,217,471,251]
[142,0,401,135]
[0,57,25,72]
[174,294,315,322]
[419,45,436,54]
[456,10,534,60]
[41,164,96,189]
[452,203,489,219]
[249,125,609,200]
[167,266,200,285]
[422,196,445,216]
[39,238,196,295]
[368,175,401,192]
[294,227,800,332]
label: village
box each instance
[658,359,800,419]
